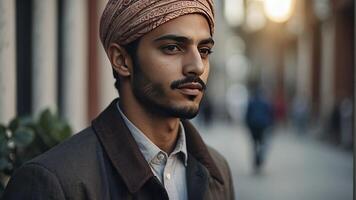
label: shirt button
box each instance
[166,173,171,180]
[157,153,165,161]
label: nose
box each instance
[182,48,205,76]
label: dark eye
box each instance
[161,44,181,54]
[199,48,213,58]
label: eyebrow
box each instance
[153,34,215,45]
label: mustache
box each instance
[170,76,206,90]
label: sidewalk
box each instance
[195,122,353,200]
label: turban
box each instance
[99,0,215,50]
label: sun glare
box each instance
[264,0,295,23]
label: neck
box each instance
[119,94,180,154]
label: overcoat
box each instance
[2,99,235,200]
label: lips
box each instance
[176,82,203,96]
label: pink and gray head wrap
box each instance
[99,0,215,50]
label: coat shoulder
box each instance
[27,126,106,187]
[30,127,100,170]
[3,127,105,199]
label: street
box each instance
[195,122,353,200]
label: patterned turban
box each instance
[99,0,215,50]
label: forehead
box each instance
[141,14,212,43]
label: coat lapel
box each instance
[186,153,209,200]
[92,99,154,194]
[182,120,225,185]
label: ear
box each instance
[107,43,133,77]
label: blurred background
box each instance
[0,0,354,199]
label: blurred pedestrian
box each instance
[245,87,274,173]
[272,90,287,126]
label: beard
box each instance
[131,61,203,119]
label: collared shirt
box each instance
[117,103,188,200]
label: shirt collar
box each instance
[116,102,188,166]
[173,124,188,166]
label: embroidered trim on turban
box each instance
[99,0,215,50]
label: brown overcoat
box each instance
[3,99,235,200]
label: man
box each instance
[3,0,234,199]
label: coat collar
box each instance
[92,99,224,193]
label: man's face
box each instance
[131,14,214,119]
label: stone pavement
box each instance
[194,121,353,200]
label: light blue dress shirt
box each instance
[117,103,188,200]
